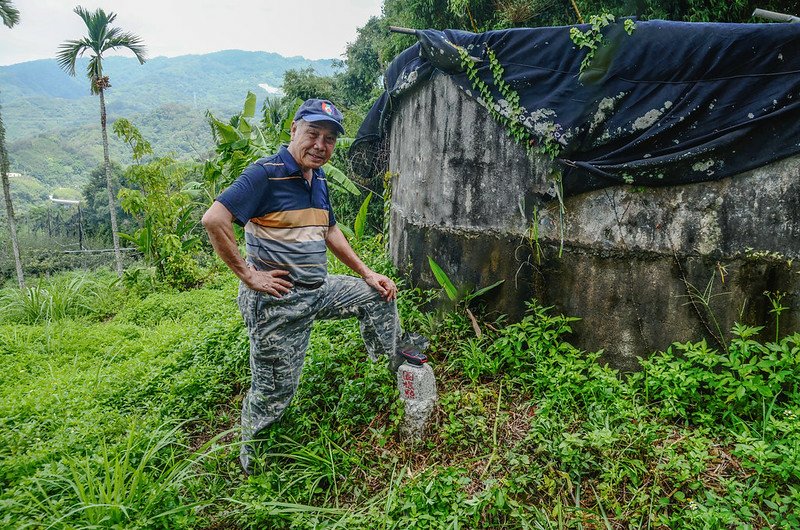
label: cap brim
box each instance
[302,114,345,135]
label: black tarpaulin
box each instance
[350,20,800,196]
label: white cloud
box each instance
[0,0,383,65]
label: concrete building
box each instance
[387,73,800,370]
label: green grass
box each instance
[1,241,799,529]
[0,270,122,324]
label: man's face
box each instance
[288,120,338,171]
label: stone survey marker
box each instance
[397,359,438,439]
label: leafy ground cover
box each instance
[1,243,799,529]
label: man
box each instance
[202,98,425,474]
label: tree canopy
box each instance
[56,6,146,93]
[319,0,800,109]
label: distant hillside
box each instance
[0,50,336,189]
[8,104,215,190]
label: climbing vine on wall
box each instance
[457,45,555,158]
[457,43,568,167]
[569,14,636,74]
[457,44,567,253]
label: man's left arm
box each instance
[326,224,397,301]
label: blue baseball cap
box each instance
[293,98,345,134]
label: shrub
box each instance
[635,324,800,427]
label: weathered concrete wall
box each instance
[388,73,800,370]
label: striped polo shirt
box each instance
[216,146,336,284]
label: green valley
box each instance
[1,50,336,193]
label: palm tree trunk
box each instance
[0,108,24,289]
[98,87,123,276]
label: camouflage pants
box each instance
[236,274,423,465]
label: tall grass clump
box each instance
[0,271,122,324]
[19,422,224,529]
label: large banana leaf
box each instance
[242,91,257,119]
[427,257,458,302]
[354,192,372,240]
[323,163,360,196]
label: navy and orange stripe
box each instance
[216,146,336,284]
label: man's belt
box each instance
[294,279,325,290]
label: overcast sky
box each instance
[0,0,384,66]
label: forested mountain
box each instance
[0,50,335,190]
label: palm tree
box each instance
[57,6,146,276]
[1,0,24,289]
[0,1,19,27]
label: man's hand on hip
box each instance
[244,267,293,297]
[363,271,397,301]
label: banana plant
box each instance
[323,161,360,196]
[205,92,360,200]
